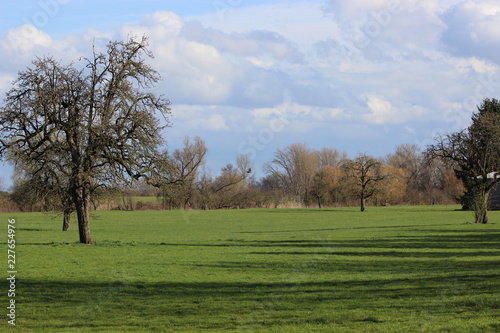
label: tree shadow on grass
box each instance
[248,249,500,258]
[18,272,500,331]
[190,257,500,276]
[237,230,500,250]
[152,230,500,254]
[236,224,454,234]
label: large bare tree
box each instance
[0,36,171,243]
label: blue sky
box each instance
[1,0,500,188]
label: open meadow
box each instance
[1,206,500,332]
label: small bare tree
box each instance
[343,153,386,212]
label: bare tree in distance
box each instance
[386,144,421,184]
[0,36,171,243]
[386,144,426,203]
[343,153,386,212]
[212,155,253,193]
[265,143,318,206]
[207,154,253,209]
[158,136,208,209]
[317,147,348,169]
[313,148,348,208]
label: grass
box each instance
[1,206,500,332]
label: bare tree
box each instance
[343,153,386,212]
[386,144,421,192]
[0,36,171,243]
[258,173,287,208]
[317,147,347,169]
[196,168,214,210]
[159,136,207,209]
[312,148,348,208]
[265,143,318,206]
[386,144,456,205]
[311,167,331,208]
[208,155,253,209]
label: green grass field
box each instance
[1,206,500,332]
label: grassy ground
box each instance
[1,206,500,332]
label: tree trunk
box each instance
[73,184,93,244]
[360,187,366,212]
[62,208,71,231]
[473,189,490,224]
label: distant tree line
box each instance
[2,140,464,214]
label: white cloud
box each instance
[311,107,343,121]
[364,94,393,124]
[4,24,52,52]
[207,114,229,131]
[142,11,183,36]
[441,0,500,64]
[405,126,416,135]
[83,28,114,42]
[447,57,500,74]
[165,39,237,103]
[252,102,310,120]
[121,10,183,40]
[180,22,304,64]
[119,11,244,105]
[245,57,275,69]
[363,94,428,125]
